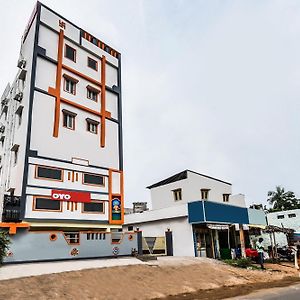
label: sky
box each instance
[1,0,300,207]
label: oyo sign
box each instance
[51,190,91,203]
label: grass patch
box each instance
[223,258,261,270]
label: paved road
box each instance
[227,283,300,300]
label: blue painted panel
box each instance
[188,200,249,224]
[188,201,204,223]
[204,201,249,224]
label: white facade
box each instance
[262,209,300,247]
[124,170,251,257]
[149,170,246,210]
[125,204,195,256]
[0,3,124,231]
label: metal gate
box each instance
[142,236,166,255]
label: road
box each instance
[227,283,300,300]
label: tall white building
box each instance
[0,2,137,262]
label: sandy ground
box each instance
[0,257,299,300]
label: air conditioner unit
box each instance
[17,58,26,69]
[18,69,27,81]
[0,124,5,133]
[1,98,8,106]
[14,92,23,102]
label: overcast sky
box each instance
[1,0,300,207]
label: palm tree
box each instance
[267,186,300,212]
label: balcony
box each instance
[2,195,21,222]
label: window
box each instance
[86,232,105,240]
[83,173,104,186]
[34,197,61,211]
[223,194,230,202]
[201,189,210,200]
[288,213,296,218]
[63,75,78,95]
[172,189,182,201]
[65,44,76,62]
[86,85,100,102]
[277,215,284,219]
[86,118,99,134]
[82,201,104,213]
[64,232,80,244]
[36,165,63,181]
[87,57,98,71]
[128,226,134,231]
[62,109,77,130]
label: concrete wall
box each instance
[125,217,195,257]
[150,171,245,210]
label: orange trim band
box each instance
[60,97,111,118]
[100,56,106,148]
[0,222,30,235]
[49,29,64,138]
[63,64,101,88]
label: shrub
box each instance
[0,231,10,265]
[223,258,252,268]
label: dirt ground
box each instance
[0,258,299,300]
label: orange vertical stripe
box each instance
[100,56,106,148]
[72,171,74,182]
[52,29,64,138]
[75,172,78,181]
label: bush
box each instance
[224,258,252,268]
[0,231,10,265]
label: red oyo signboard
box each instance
[51,190,91,203]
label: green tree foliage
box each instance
[267,186,300,212]
[0,231,10,265]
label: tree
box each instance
[267,186,300,212]
[0,231,10,265]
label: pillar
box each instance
[239,224,246,258]
[136,230,143,256]
[165,229,173,256]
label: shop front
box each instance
[188,200,265,259]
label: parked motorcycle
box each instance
[276,246,294,261]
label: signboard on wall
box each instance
[111,197,121,220]
[51,190,91,203]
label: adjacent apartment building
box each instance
[0,2,137,262]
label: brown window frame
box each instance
[62,109,77,130]
[223,194,230,202]
[201,189,210,200]
[82,200,105,214]
[86,85,100,102]
[87,56,98,71]
[64,44,76,62]
[35,165,64,182]
[86,118,99,134]
[63,74,78,95]
[172,188,182,201]
[82,172,105,187]
[32,196,62,212]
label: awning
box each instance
[248,224,266,229]
[207,224,229,230]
